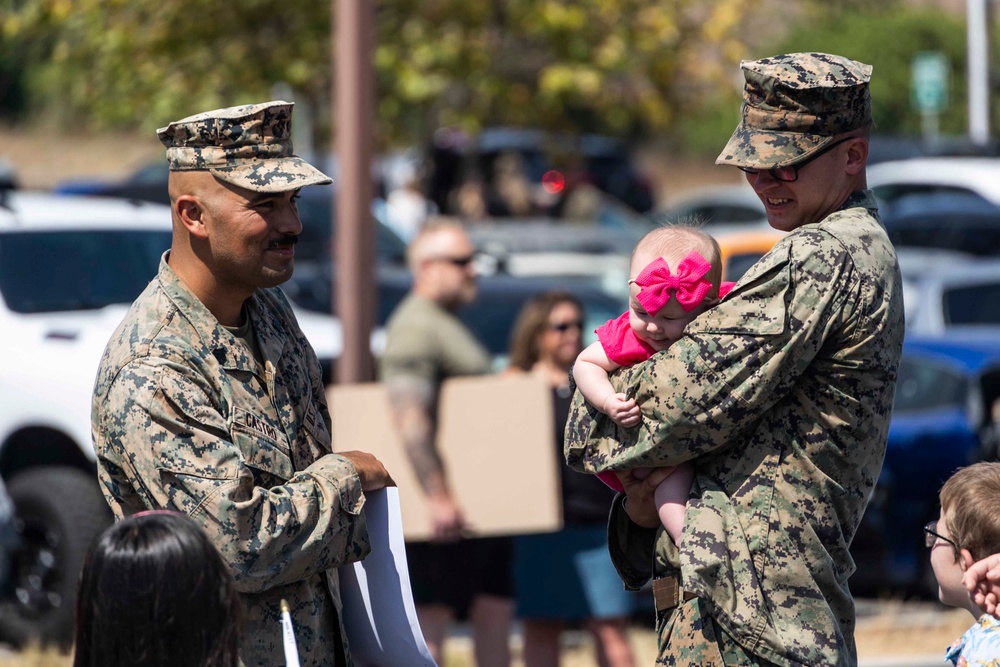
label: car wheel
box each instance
[0,467,112,647]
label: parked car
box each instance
[850,334,1000,596]
[868,157,1000,208]
[901,258,1000,335]
[879,191,1000,258]
[429,126,655,216]
[0,477,17,603]
[53,161,170,205]
[714,228,785,283]
[286,264,626,366]
[0,190,348,645]
[867,135,1000,165]
[658,183,767,229]
[295,186,408,268]
[463,218,637,297]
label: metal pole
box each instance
[334,0,376,383]
[968,0,991,144]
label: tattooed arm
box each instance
[385,375,467,542]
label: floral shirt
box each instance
[946,615,1000,666]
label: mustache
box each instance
[268,235,298,248]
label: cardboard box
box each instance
[329,375,563,541]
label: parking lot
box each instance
[2,127,999,663]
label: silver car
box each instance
[901,255,1000,335]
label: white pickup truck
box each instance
[0,188,348,646]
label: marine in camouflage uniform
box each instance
[565,53,905,666]
[93,101,389,667]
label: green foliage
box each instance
[672,5,977,159]
[6,1,987,155]
[768,6,970,137]
[4,0,331,130]
[668,90,742,160]
[3,0,755,147]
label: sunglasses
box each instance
[548,320,583,333]
[431,255,475,268]
[924,520,959,550]
[738,136,856,182]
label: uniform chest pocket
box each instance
[231,407,294,482]
[689,242,791,337]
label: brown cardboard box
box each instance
[329,375,563,541]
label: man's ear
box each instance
[175,195,210,240]
[844,138,869,175]
[961,548,975,571]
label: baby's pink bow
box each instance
[633,251,713,314]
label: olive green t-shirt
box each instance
[378,294,491,385]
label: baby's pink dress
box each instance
[591,313,656,492]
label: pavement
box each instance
[0,601,957,666]
[440,616,953,667]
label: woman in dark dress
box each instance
[507,291,637,667]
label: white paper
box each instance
[339,487,437,667]
[280,607,301,667]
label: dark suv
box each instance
[428,127,655,217]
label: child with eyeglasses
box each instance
[926,462,1000,665]
[572,223,732,545]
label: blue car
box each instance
[851,333,1000,596]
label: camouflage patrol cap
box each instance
[716,53,873,170]
[156,100,332,193]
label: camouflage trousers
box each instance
[655,597,779,666]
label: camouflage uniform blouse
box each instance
[565,191,904,666]
[92,255,369,667]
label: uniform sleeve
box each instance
[566,233,858,473]
[606,493,657,590]
[97,358,370,594]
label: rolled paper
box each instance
[280,598,301,667]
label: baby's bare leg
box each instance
[654,462,695,545]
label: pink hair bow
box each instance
[633,251,713,314]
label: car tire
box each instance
[0,467,112,648]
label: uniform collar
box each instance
[840,189,879,215]
[156,253,287,372]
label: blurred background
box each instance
[2,0,997,192]
[2,0,1000,664]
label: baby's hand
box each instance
[603,393,641,427]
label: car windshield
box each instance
[725,252,767,282]
[294,194,408,265]
[457,287,623,356]
[943,283,1000,325]
[880,192,1000,257]
[0,230,170,313]
[893,357,968,412]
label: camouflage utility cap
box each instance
[156,100,332,193]
[716,52,872,170]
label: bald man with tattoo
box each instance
[378,222,513,667]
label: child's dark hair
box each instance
[940,462,1000,562]
[73,511,242,667]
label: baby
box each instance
[573,224,732,544]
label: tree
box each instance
[770,6,970,138]
[670,4,980,158]
[3,0,755,147]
